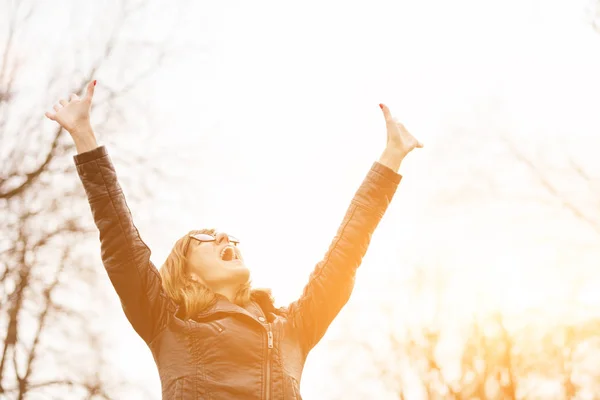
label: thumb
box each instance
[84,80,96,103]
[379,103,393,123]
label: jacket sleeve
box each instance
[286,162,401,354]
[74,146,173,344]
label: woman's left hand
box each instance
[379,103,424,158]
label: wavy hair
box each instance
[159,228,259,320]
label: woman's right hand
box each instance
[45,80,98,153]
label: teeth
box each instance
[220,246,237,261]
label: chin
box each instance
[221,260,250,277]
[235,268,251,286]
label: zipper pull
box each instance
[267,329,274,349]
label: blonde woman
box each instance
[45,80,423,400]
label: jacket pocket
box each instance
[187,319,226,335]
[207,320,225,334]
[292,377,301,400]
[172,377,184,400]
[286,376,301,400]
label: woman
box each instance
[45,80,423,400]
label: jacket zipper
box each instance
[265,323,273,400]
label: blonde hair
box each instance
[159,228,254,320]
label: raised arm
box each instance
[286,103,423,354]
[45,81,172,344]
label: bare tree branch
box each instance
[0,0,187,398]
[501,135,600,236]
[18,249,71,398]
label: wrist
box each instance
[72,132,99,154]
[69,121,94,137]
[378,146,406,173]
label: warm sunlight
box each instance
[2,0,600,398]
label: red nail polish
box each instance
[93,80,97,86]
[379,103,383,109]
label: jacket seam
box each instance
[297,204,358,354]
[370,166,400,183]
[96,159,166,343]
[351,198,383,217]
[88,188,123,204]
[76,152,109,167]
[371,163,402,183]
[306,204,356,288]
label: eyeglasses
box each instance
[189,233,240,245]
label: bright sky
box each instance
[60,0,600,398]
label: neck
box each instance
[213,285,239,304]
[213,281,253,305]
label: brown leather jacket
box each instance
[74,146,401,400]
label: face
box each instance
[186,232,250,290]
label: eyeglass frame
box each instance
[189,233,240,245]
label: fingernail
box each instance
[93,80,97,86]
[379,103,383,109]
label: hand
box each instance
[379,103,423,158]
[45,80,96,137]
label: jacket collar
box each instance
[194,289,281,322]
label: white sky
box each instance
[39,0,600,398]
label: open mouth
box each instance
[220,246,239,262]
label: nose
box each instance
[215,232,229,245]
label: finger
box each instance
[416,141,424,148]
[70,93,79,102]
[395,120,406,130]
[53,104,61,112]
[59,99,68,106]
[84,80,96,103]
[379,103,393,123]
[44,111,56,121]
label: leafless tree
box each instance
[500,135,600,237]
[353,306,600,399]
[497,0,600,237]
[332,258,600,399]
[0,0,186,398]
[588,0,600,34]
